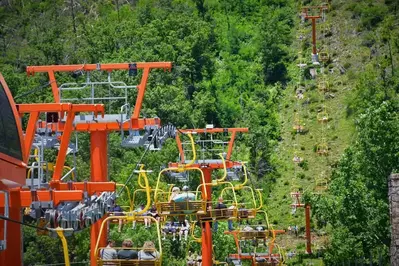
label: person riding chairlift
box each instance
[132,204,150,229]
[169,187,181,201]
[117,239,138,261]
[109,202,123,233]
[186,251,196,266]
[100,240,117,265]
[147,203,160,228]
[179,219,190,241]
[138,241,160,260]
[162,221,178,241]
[213,197,234,232]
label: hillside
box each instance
[267,0,358,259]
[0,0,399,265]
[269,0,399,264]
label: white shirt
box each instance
[138,250,160,260]
[101,245,117,261]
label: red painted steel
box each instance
[90,131,108,266]
[305,204,312,254]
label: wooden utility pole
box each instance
[389,173,399,264]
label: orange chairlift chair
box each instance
[0,73,27,258]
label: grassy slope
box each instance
[265,0,375,256]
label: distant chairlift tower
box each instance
[301,5,329,64]
[170,126,249,266]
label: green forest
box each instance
[1,0,399,265]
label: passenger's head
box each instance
[218,197,223,203]
[172,187,180,193]
[122,239,133,248]
[142,241,155,251]
[107,240,115,247]
[182,185,189,192]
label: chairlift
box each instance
[290,191,304,208]
[317,109,329,123]
[319,51,329,62]
[121,123,176,150]
[318,81,329,93]
[227,167,241,181]
[315,172,329,193]
[292,155,303,164]
[316,143,329,156]
[168,171,189,182]
[293,113,305,133]
[96,215,163,266]
[225,221,285,266]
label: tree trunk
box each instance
[389,173,399,265]
[70,0,77,35]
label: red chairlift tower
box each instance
[0,62,172,266]
[301,5,329,64]
[290,191,312,254]
[169,126,249,266]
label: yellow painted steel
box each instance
[116,183,133,211]
[28,149,75,180]
[190,221,202,243]
[233,162,248,190]
[27,164,74,180]
[196,180,238,205]
[135,165,152,216]
[185,133,196,167]
[154,132,208,202]
[132,188,164,209]
[154,167,207,203]
[51,227,71,266]
[216,153,227,182]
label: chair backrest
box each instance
[157,201,205,214]
[98,259,158,266]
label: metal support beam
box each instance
[311,18,317,55]
[90,131,108,266]
[0,190,22,266]
[305,204,312,254]
[201,168,213,266]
